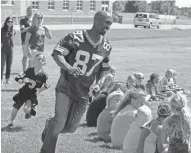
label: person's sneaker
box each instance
[25,113,31,119]
[7,122,14,128]
[41,117,52,142]
[6,122,14,131]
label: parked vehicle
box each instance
[134,12,161,29]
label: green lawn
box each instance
[1,28,191,153]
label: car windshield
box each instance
[136,14,147,18]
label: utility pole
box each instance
[71,8,73,24]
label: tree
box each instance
[124,1,138,13]
[160,1,175,15]
[134,1,148,12]
[151,0,175,15]
[151,0,162,14]
[113,1,125,13]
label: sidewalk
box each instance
[14,23,191,31]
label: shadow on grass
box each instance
[1,125,24,133]
[2,72,20,76]
[1,88,18,92]
[85,136,110,143]
[79,123,87,127]
[99,144,121,150]
[88,132,98,137]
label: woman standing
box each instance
[25,12,52,68]
[1,17,16,84]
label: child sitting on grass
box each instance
[161,93,191,153]
[126,75,136,90]
[97,89,124,142]
[134,72,147,93]
[159,69,191,96]
[110,90,148,149]
[137,102,172,153]
[158,69,181,94]
[7,54,49,128]
[123,105,152,153]
[146,73,167,101]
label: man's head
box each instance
[26,6,33,18]
[93,10,113,36]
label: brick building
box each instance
[1,0,115,23]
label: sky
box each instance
[146,0,191,8]
[175,0,191,8]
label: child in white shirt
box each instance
[123,105,152,153]
[97,89,124,142]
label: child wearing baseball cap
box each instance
[137,102,172,153]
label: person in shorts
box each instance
[20,6,33,72]
[6,54,49,128]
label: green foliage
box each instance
[122,0,191,16]
[113,1,125,13]
[124,1,138,13]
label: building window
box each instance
[102,1,109,5]
[1,0,14,5]
[32,0,39,9]
[63,0,69,10]
[48,0,55,10]
[77,0,83,11]
[101,1,109,12]
[90,0,95,11]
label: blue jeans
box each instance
[40,75,88,153]
[1,51,13,80]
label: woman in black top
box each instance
[1,17,16,84]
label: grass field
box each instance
[1,28,191,153]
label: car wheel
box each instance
[144,26,146,28]
[134,25,137,28]
[148,23,151,28]
[157,23,160,29]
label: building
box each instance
[1,0,115,23]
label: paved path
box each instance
[14,23,191,31]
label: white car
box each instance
[134,12,161,29]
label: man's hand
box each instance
[23,78,29,83]
[93,84,100,92]
[67,66,83,77]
